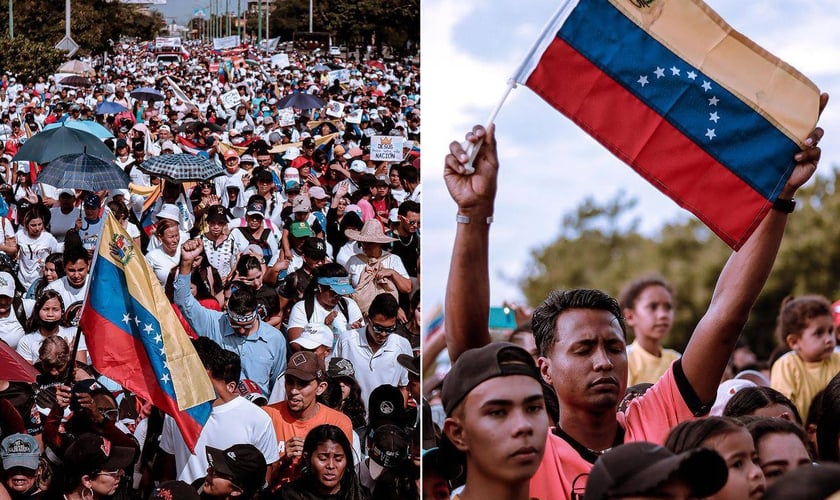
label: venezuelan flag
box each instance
[79,213,215,452]
[513,0,821,249]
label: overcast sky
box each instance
[421,0,840,315]
[152,0,242,25]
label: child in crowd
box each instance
[619,276,680,386]
[770,295,840,421]
[665,416,766,500]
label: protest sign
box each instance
[326,69,351,84]
[277,108,296,127]
[370,135,404,162]
[213,36,240,51]
[326,101,344,118]
[220,89,242,110]
[270,53,290,69]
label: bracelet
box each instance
[456,214,493,225]
[771,197,795,214]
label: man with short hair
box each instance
[277,237,327,328]
[159,340,279,486]
[265,351,353,488]
[390,200,420,278]
[334,293,412,409]
[442,114,826,498]
[176,238,287,395]
[441,343,549,500]
[46,244,91,315]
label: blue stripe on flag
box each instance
[557,0,797,200]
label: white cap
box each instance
[0,272,14,297]
[155,203,180,222]
[349,160,367,173]
[291,324,334,350]
[282,146,301,160]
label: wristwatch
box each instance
[771,198,795,214]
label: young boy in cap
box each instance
[440,342,549,500]
[286,263,364,342]
[277,237,327,327]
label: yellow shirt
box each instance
[770,351,840,421]
[627,339,681,386]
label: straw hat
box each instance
[345,220,397,244]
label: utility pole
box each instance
[226,0,230,36]
[8,0,13,39]
[257,0,262,46]
[309,0,312,32]
[236,0,241,39]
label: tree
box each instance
[518,167,840,359]
[0,36,65,80]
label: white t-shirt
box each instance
[344,252,409,289]
[0,312,26,349]
[159,396,280,485]
[15,230,59,289]
[45,275,89,311]
[48,207,79,244]
[16,326,87,364]
[287,296,363,344]
[336,241,362,269]
[78,218,104,253]
[145,247,180,287]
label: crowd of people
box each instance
[0,36,421,499]
[424,98,840,500]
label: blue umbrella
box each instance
[12,125,115,163]
[43,120,114,140]
[96,101,129,115]
[276,92,326,110]
[311,64,331,72]
[130,87,164,102]
[36,153,130,192]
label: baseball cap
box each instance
[308,186,328,200]
[301,237,327,260]
[156,203,180,222]
[441,342,543,415]
[316,276,354,295]
[236,379,268,406]
[763,462,840,500]
[205,205,229,224]
[252,168,273,184]
[397,353,419,377]
[83,193,101,209]
[0,271,15,297]
[0,434,40,471]
[282,146,301,160]
[64,433,135,475]
[292,194,311,213]
[327,357,355,379]
[246,196,266,217]
[289,221,314,238]
[58,188,76,198]
[368,384,406,429]
[205,444,267,495]
[349,160,367,173]
[223,149,239,160]
[343,146,364,159]
[150,480,200,500]
[291,323,334,351]
[367,424,410,480]
[583,442,727,500]
[285,351,326,382]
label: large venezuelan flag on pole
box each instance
[79,213,215,452]
[513,0,821,249]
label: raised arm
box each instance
[443,125,499,361]
[682,93,829,405]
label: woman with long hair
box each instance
[16,290,86,364]
[24,252,65,299]
[15,208,58,290]
[273,424,368,500]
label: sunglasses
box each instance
[371,323,398,334]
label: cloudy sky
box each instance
[152,0,238,24]
[421,0,840,315]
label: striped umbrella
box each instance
[36,153,130,192]
[138,153,224,182]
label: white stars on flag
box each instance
[637,63,723,142]
[123,312,172,388]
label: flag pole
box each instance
[461,79,517,174]
[65,213,109,385]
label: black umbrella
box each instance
[12,125,115,163]
[276,92,327,110]
[36,153,130,192]
[59,75,93,87]
[130,87,164,102]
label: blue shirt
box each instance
[174,273,287,395]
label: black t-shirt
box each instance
[389,234,419,278]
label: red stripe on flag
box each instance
[81,309,205,450]
[526,38,771,249]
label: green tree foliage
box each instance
[0,0,164,57]
[0,36,65,79]
[519,167,840,358]
[268,0,419,55]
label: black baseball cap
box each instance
[205,444,267,495]
[63,433,135,476]
[441,342,543,415]
[583,442,728,500]
[368,384,406,429]
[301,237,327,260]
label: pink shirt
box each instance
[529,364,697,499]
